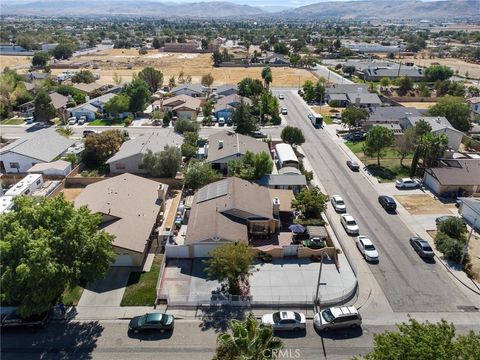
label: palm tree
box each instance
[213,313,283,360]
[261,66,273,90]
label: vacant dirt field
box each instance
[395,194,454,215]
[409,58,480,80]
[0,55,32,70]
[397,102,437,110]
[47,49,317,87]
[62,187,83,201]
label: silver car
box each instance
[261,311,306,331]
[314,306,362,331]
[331,195,346,212]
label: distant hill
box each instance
[1,0,478,19]
[280,0,480,20]
[0,1,266,18]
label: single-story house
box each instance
[106,130,182,174]
[75,173,168,267]
[206,131,271,173]
[214,94,252,121]
[182,177,281,257]
[27,159,72,177]
[423,159,480,196]
[458,197,480,232]
[170,83,205,97]
[162,95,201,119]
[18,92,69,117]
[325,84,381,107]
[215,84,237,97]
[365,106,422,128]
[466,97,480,120]
[264,53,290,65]
[257,172,307,194]
[346,92,382,108]
[375,123,403,135]
[0,129,75,173]
[69,93,117,121]
[72,82,107,96]
[401,116,464,150]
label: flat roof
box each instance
[275,143,298,165]
[5,174,43,196]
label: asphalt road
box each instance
[0,318,397,360]
[277,90,476,313]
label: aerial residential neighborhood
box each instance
[1,0,480,359]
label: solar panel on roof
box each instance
[196,179,229,203]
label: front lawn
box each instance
[89,119,127,126]
[323,115,332,125]
[62,285,84,306]
[121,255,163,306]
[1,118,24,125]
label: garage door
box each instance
[193,244,219,258]
[112,254,133,267]
[424,175,440,194]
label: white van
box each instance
[218,117,225,126]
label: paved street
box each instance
[276,90,479,313]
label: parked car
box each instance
[218,117,225,126]
[340,214,359,235]
[281,107,288,115]
[395,178,418,189]
[128,313,175,333]
[252,130,267,139]
[25,116,34,124]
[68,117,77,125]
[278,94,285,100]
[332,118,342,124]
[0,309,50,328]
[331,195,346,212]
[409,236,435,258]
[356,236,379,262]
[346,160,360,171]
[345,131,366,142]
[378,195,397,212]
[83,129,98,137]
[261,311,306,332]
[77,116,87,125]
[313,306,362,331]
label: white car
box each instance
[356,236,379,262]
[340,214,359,235]
[278,94,285,100]
[261,311,306,331]
[395,178,418,189]
[314,306,362,331]
[332,118,342,124]
[281,107,288,115]
[331,195,346,212]
[77,116,87,125]
[67,117,77,125]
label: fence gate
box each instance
[283,245,299,257]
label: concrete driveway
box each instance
[78,267,131,307]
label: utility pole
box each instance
[314,253,324,312]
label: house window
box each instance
[115,163,126,170]
[24,189,30,195]
[138,163,145,170]
[9,162,20,169]
[36,179,41,185]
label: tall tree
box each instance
[184,161,219,191]
[291,186,328,220]
[425,65,454,81]
[229,151,273,180]
[34,90,56,123]
[138,67,163,93]
[302,80,316,102]
[281,126,305,146]
[232,100,257,135]
[212,49,223,66]
[71,70,96,84]
[356,319,480,360]
[203,242,256,295]
[341,107,369,130]
[214,313,283,360]
[342,65,356,77]
[201,73,214,96]
[261,66,273,90]
[428,96,472,132]
[84,129,127,164]
[125,78,151,114]
[363,126,395,166]
[397,76,413,96]
[395,127,416,167]
[0,195,115,317]
[142,146,182,178]
[104,94,130,119]
[52,43,75,60]
[32,51,50,68]
[237,77,264,98]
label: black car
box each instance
[409,237,435,258]
[0,310,50,328]
[378,195,397,212]
[128,313,174,333]
[346,160,360,171]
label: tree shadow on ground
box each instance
[314,326,363,339]
[198,305,248,333]
[1,320,104,360]
[127,329,173,341]
[366,164,396,180]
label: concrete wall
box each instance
[250,247,284,258]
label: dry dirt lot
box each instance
[0,55,32,70]
[397,102,437,110]
[395,194,456,215]
[62,187,83,201]
[48,49,317,87]
[408,58,480,80]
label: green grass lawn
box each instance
[121,255,163,306]
[323,115,332,125]
[1,118,24,125]
[89,119,127,126]
[62,285,84,306]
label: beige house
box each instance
[75,174,168,267]
[162,95,201,119]
[423,159,480,196]
[182,177,281,257]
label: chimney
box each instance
[85,95,90,102]
[436,117,441,124]
[272,197,280,216]
[355,96,361,106]
[157,184,167,202]
[218,140,224,149]
[443,149,454,159]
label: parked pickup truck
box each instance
[0,309,50,328]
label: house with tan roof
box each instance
[214,94,251,121]
[18,92,69,117]
[75,173,168,267]
[162,94,201,119]
[72,82,107,96]
[180,177,282,257]
[205,131,271,174]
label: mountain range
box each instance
[1,0,479,19]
